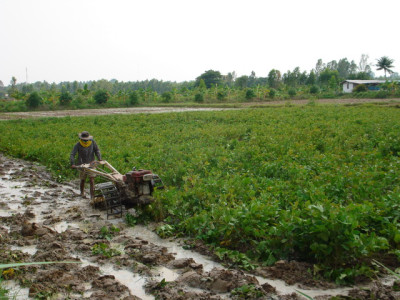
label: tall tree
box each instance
[327,60,338,70]
[224,71,236,87]
[337,58,351,79]
[319,69,339,85]
[248,71,256,87]
[10,76,17,88]
[306,70,316,85]
[267,69,281,88]
[376,56,395,78]
[283,67,301,87]
[235,75,248,88]
[314,59,325,77]
[358,54,371,73]
[196,70,222,88]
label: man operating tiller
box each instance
[70,131,102,199]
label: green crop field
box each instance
[1,105,400,283]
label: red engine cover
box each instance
[132,170,152,183]
[124,170,153,183]
[132,170,152,178]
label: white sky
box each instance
[1,0,399,85]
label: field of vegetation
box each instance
[1,104,400,284]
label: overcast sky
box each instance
[1,0,399,85]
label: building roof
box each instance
[341,80,386,85]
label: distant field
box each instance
[1,105,400,282]
[1,97,400,120]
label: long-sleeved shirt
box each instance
[70,140,102,166]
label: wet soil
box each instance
[1,98,399,120]
[0,107,234,120]
[1,153,399,299]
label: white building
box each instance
[341,80,385,93]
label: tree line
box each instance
[0,55,398,111]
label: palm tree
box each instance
[376,56,395,79]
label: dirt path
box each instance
[242,98,400,107]
[0,107,235,120]
[1,98,399,120]
[1,154,398,299]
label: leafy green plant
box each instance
[268,89,276,98]
[26,91,41,108]
[161,92,172,103]
[288,88,297,97]
[98,225,120,241]
[214,247,256,271]
[309,85,319,94]
[156,224,174,238]
[217,90,226,100]
[231,284,264,299]
[34,290,54,299]
[245,89,256,100]
[92,243,121,258]
[375,90,389,99]
[125,213,137,227]
[353,84,367,93]
[128,91,140,106]
[59,90,73,105]
[93,90,109,104]
[194,93,204,103]
[155,278,168,289]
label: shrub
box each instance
[320,92,337,99]
[269,89,276,98]
[194,93,204,103]
[245,89,256,100]
[71,95,86,109]
[217,90,226,101]
[310,85,320,94]
[26,92,41,108]
[353,84,367,93]
[288,88,297,97]
[161,92,172,103]
[93,90,109,104]
[375,90,389,99]
[59,91,73,105]
[128,91,140,106]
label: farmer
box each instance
[70,131,102,199]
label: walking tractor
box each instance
[76,160,164,218]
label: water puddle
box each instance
[80,259,153,300]
[126,225,224,272]
[1,280,30,300]
[124,225,354,297]
[11,245,38,255]
[102,266,152,300]
[152,266,180,282]
[52,221,80,233]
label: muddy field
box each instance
[0,107,234,120]
[1,153,399,299]
[0,98,399,120]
